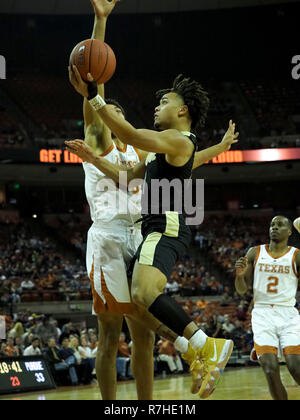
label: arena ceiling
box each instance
[0,0,298,15]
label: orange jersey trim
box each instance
[100,144,114,157]
[116,144,127,153]
[292,249,299,277]
[265,244,292,260]
[283,345,300,356]
[90,262,133,315]
[254,245,261,267]
[254,342,278,356]
[133,147,142,162]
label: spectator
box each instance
[117,332,132,380]
[221,315,235,339]
[78,336,95,371]
[244,325,254,353]
[8,322,24,339]
[20,279,35,290]
[44,337,78,386]
[15,336,25,355]
[5,337,19,356]
[70,336,93,385]
[236,303,248,321]
[164,278,180,296]
[36,316,57,346]
[22,331,35,349]
[23,336,42,356]
[57,337,79,385]
[206,313,223,338]
[60,322,80,343]
[231,320,247,350]
[220,292,232,306]
[0,342,8,358]
[156,338,184,374]
[88,332,98,358]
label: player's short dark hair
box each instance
[106,98,126,118]
[273,215,293,231]
[283,216,293,231]
[156,74,210,135]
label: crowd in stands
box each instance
[240,80,300,138]
[0,105,27,149]
[1,74,300,152]
[0,314,96,385]
[1,211,300,387]
[0,220,91,304]
[191,214,270,282]
[0,287,256,386]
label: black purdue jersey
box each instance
[140,131,197,239]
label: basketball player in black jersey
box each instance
[66,71,239,398]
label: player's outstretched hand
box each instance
[293,217,300,234]
[235,256,248,276]
[68,65,96,98]
[220,120,239,152]
[91,0,120,19]
[65,140,96,163]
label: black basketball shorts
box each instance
[128,213,191,280]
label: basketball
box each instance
[69,39,116,84]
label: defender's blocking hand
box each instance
[90,0,121,19]
[220,120,239,152]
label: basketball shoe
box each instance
[181,342,203,393]
[196,337,234,399]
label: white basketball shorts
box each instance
[86,221,142,315]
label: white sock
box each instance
[189,330,208,350]
[174,336,189,354]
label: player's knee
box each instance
[131,289,148,308]
[132,285,162,309]
[261,361,278,378]
[98,331,119,354]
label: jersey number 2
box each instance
[267,276,278,293]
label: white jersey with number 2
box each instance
[253,244,299,307]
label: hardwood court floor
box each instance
[0,366,299,400]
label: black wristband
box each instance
[87,81,98,100]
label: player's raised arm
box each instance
[69,70,195,157]
[235,247,257,295]
[81,0,120,154]
[65,139,146,185]
[192,120,239,169]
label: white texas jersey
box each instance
[253,244,299,307]
[83,143,142,225]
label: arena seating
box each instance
[2,74,300,151]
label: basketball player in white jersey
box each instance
[235,215,300,400]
